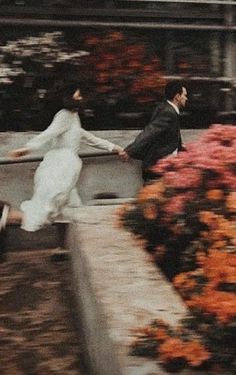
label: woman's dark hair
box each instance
[62,81,80,97]
[165,81,185,101]
[44,80,80,115]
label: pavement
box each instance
[0,249,86,375]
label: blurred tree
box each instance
[81,30,166,111]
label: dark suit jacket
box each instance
[125,102,183,170]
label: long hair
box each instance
[44,80,80,117]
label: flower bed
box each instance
[82,31,166,106]
[118,124,236,373]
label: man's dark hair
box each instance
[165,81,185,101]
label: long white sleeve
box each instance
[25,110,70,151]
[80,128,115,152]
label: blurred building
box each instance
[0,0,235,130]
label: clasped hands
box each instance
[112,145,130,162]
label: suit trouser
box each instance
[142,168,161,185]
[142,150,178,184]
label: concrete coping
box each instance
[87,198,135,206]
[5,221,68,251]
[67,205,190,375]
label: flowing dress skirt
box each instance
[21,149,82,231]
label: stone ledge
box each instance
[5,221,68,251]
[67,205,189,375]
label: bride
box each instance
[9,81,124,232]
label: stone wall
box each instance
[0,130,203,208]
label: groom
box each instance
[120,80,188,183]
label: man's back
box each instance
[125,101,181,169]
[122,81,188,182]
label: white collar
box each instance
[167,100,180,115]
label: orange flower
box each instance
[174,272,197,297]
[188,289,236,324]
[198,211,215,225]
[196,251,207,266]
[143,203,158,220]
[138,326,157,337]
[132,234,148,249]
[155,328,169,342]
[206,189,224,201]
[171,223,184,236]
[137,181,165,203]
[212,240,227,249]
[225,192,236,213]
[182,340,211,367]
[159,337,186,361]
[201,249,236,284]
[200,230,210,239]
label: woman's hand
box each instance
[8,147,31,159]
[112,145,124,155]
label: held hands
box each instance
[119,150,130,162]
[112,145,123,155]
[112,145,130,162]
[8,147,30,159]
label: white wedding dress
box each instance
[21,109,115,231]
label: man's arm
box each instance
[125,109,174,160]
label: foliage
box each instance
[130,320,211,372]
[118,124,236,373]
[81,31,166,107]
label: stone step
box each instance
[67,205,189,375]
[4,221,68,251]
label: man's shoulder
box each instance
[156,102,177,117]
[149,102,178,124]
[153,101,174,110]
[151,101,166,117]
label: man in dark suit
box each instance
[120,81,188,182]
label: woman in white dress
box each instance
[9,82,124,232]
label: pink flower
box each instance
[221,171,236,189]
[199,124,236,145]
[164,168,202,189]
[163,192,196,216]
[164,196,185,215]
[152,157,175,174]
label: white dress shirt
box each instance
[167,100,179,155]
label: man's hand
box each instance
[8,147,30,159]
[112,145,124,155]
[119,150,130,162]
[112,145,130,161]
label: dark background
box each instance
[0,1,235,130]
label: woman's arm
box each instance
[26,110,70,151]
[9,110,70,158]
[80,128,123,154]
